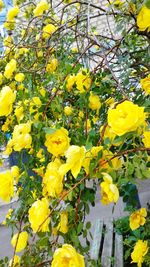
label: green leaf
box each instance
[145,0,150,9]
[85,141,93,150]
[43,127,56,134]
[77,222,84,234]
[37,237,49,247]
[86,221,91,230]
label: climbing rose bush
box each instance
[0,0,149,266]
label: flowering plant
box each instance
[0,0,150,266]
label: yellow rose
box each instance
[11,231,28,252]
[28,198,50,232]
[14,104,24,122]
[3,139,13,156]
[100,125,116,143]
[108,101,146,136]
[4,59,17,79]
[57,211,68,234]
[51,244,85,267]
[11,122,32,151]
[7,6,19,20]
[142,131,150,147]
[6,208,13,220]
[0,73,3,85]
[98,149,122,171]
[29,97,42,115]
[45,128,70,157]
[4,20,16,31]
[43,24,57,38]
[0,86,16,116]
[37,148,44,159]
[140,74,150,95]
[137,5,150,32]
[78,111,84,118]
[11,165,20,182]
[42,159,63,198]
[0,0,4,12]
[0,171,14,202]
[59,145,86,178]
[131,240,148,267]
[33,0,49,16]
[64,106,73,116]
[89,93,101,111]
[15,73,25,82]
[66,74,76,91]
[100,173,119,205]
[9,255,20,267]
[46,58,58,73]
[82,146,103,175]
[130,208,147,231]
[76,71,91,93]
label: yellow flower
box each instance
[89,93,101,111]
[11,165,20,182]
[59,145,86,178]
[79,111,84,118]
[3,36,13,47]
[98,149,122,171]
[57,211,68,234]
[9,255,20,267]
[0,0,4,12]
[76,71,91,93]
[28,198,50,233]
[0,171,14,202]
[100,125,116,144]
[33,0,49,16]
[130,208,147,231]
[6,208,13,220]
[42,159,63,198]
[37,148,44,159]
[12,122,32,151]
[15,73,25,82]
[45,128,70,157]
[37,51,43,57]
[105,97,115,106]
[30,97,42,114]
[131,240,148,267]
[4,59,17,79]
[33,166,45,177]
[137,5,150,32]
[108,101,146,136]
[4,20,16,30]
[43,24,57,38]
[7,6,19,20]
[39,87,46,97]
[51,244,85,267]
[3,139,13,155]
[142,131,150,147]
[112,0,124,7]
[14,104,24,122]
[140,74,150,95]
[0,86,16,116]
[63,0,74,3]
[46,58,58,73]
[64,106,73,116]
[71,47,78,53]
[100,173,119,205]
[0,73,3,85]
[66,74,76,91]
[11,231,28,252]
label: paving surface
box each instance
[0,148,150,259]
